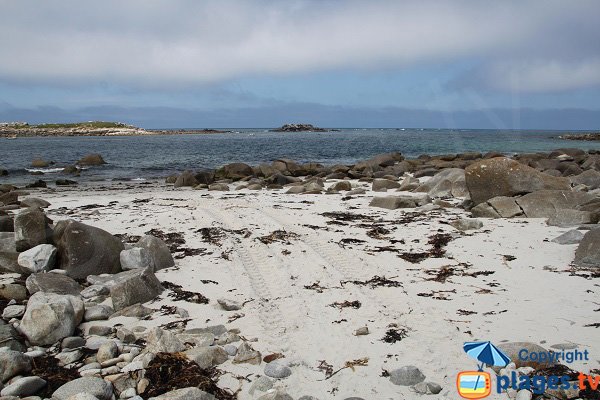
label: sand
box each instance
[40,180,599,399]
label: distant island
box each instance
[558,132,600,141]
[270,123,331,132]
[0,121,231,137]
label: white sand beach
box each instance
[33,180,598,399]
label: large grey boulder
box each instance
[185,346,229,369]
[145,327,186,353]
[17,244,57,274]
[26,272,81,295]
[0,232,16,251]
[552,230,584,245]
[0,375,46,396]
[389,365,426,386]
[414,168,468,198]
[19,291,84,345]
[119,247,152,271]
[20,197,51,209]
[0,251,21,274]
[174,171,199,188]
[215,163,254,180]
[54,220,124,279]
[135,235,174,271]
[574,228,600,268]
[52,377,113,400]
[372,179,401,192]
[487,196,524,218]
[149,387,216,400]
[14,207,52,252]
[370,194,430,210]
[0,324,26,352]
[109,268,163,311]
[515,190,596,219]
[465,158,570,205]
[0,350,31,382]
[570,169,600,189]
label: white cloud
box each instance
[485,59,600,93]
[0,0,598,92]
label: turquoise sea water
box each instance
[1,128,598,183]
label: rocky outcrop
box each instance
[54,220,124,279]
[19,292,84,345]
[271,123,328,132]
[465,158,570,205]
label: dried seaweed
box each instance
[340,276,402,289]
[321,212,374,222]
[584,322,600,328]
[330,300,361,309]
[398,252,430,263]
[366,226,391,239]
[317,358,369,381]
[31,356,80,397]
[174,248,210,259]
[304,281,328,293]
[382,327,408,343]
[160,319,192,330]
[457,309,477,316]
[428,233,453,257]
[197,227,251,247]
[338,238,366,248]
[257,230,300,245]
[143,352,236,399]
[114,233,141,244]
[162,281,209,304]
[146,229,186,252]
[425,265,456,283]
[417,289,456,301]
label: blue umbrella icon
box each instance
[463,341,511,370]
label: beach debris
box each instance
[366,226,391,239]
[304,281,328,293]
[30,356,80,397]
[160,318,192,330]
[143,353,236,399]
[321,211,374,223]
[354,326,369,336]
[330,300,361,309]
[417,289,456,300]
[340,275,403,288]
[257,230,300,245]
[161,281,209,304]
[382,326,409,343]
[338,238,366,248]
[317,358,369,380]
[398,233,454,263]
[263,353,285,363]
[144,228,185,252]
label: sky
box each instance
[0,0,599,129]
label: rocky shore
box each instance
[0,148,599,399]
[559,133,600,141]
[0,123,232,138]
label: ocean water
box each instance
[1,128,598,183]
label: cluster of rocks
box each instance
[0,124,147,138]
[269,124,329,132]
[1,188,336,399]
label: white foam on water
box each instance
[25,167,65,173]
